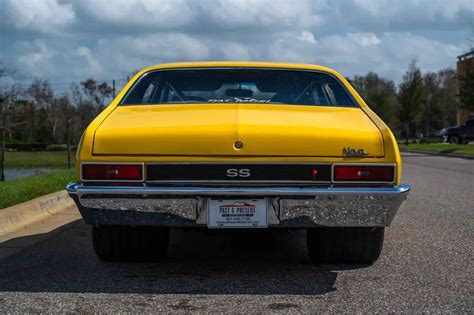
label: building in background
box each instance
[456,50,474,124]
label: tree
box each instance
[398,60,424,143]
[420,72,442,135]
[437,68,458,127]
[80,78,113,110]
[349,72,400,135]
[70,82,99,134]
[419,69,458,134]
[69,78,113,137]
[57,96,77,169]
[0,62,20,181]
[27,80,62,143]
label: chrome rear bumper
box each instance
[66,183,410,227]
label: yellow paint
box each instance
[76,62,402,185]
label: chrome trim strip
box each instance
[67,182,410,197]
[145,180,332,184]
[80,162,145,183]
[145,162,333,165]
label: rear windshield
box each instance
[121,68,357,107]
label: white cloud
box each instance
[76,47,103,76]
[14,40,103,81]
[348,33,381,47]
[98,33,209,60]
[73,0,195,29]
[219,43,252,60]
[353,0,473,19]
[347,0,474,31]
[201,0,320,29]
[92,33,210,78]
[8,30,464,85]
[259,32,463,82]
[0,0,75,35]
[0,0,470,86]
[298,31,317,44]
[16,41,57,71]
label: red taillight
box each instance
[82,164,143,181]
[333,165,394,182]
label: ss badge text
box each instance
[226,169,251,178]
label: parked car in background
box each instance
[438,119,474,144]
[417,133,443,143]
[67,62,410,264]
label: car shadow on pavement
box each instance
[0,221,371,296]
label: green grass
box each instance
[399,143,474,155]
[0,169,76,209]
[4,151,76,168]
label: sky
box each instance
[0,0,473,93]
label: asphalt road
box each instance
[0,153,472,312]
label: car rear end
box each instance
[67,62,410,263]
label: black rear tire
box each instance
[92,225,169,262]
[307,227,384,264]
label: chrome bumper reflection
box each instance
[66,183,410,227]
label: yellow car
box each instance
[67,62,410,263]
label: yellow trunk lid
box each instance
[93,104,384,157]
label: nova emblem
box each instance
[342,147,369,157]
[226,168,251,178]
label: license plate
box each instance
[208,199,267,228]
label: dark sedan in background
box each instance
[438,119,474,144]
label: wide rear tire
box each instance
[92,225,169,262]
[307,227,384,264]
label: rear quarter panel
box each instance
[337,75,402,185]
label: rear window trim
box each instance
[119,67,359,108]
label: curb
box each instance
[401,149,474,160]
[0,190,76,236]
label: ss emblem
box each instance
[226,168,251,178]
